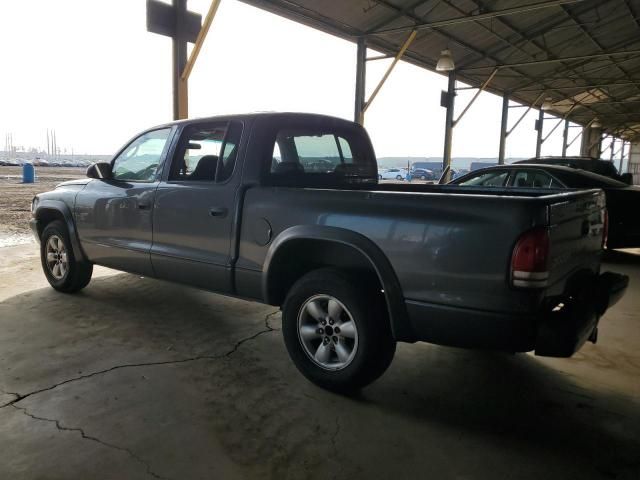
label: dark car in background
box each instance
[515,156,632,184]
[450,164,640,249]
[410,168,434,180]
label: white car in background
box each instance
[378,168,406,180]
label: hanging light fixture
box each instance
[436,49,455,71]
[591,118,602,128]
[541,97,553,111]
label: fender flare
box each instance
[35,200,86,262]
[262,225,414,342]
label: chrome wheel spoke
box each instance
[338,320,356,339]
[47,252,56,262]
[53,263,60,277]
[314,342,331,364]
[335,341,350,363]
[59,262,66,277]
[300,325,321,340]
[306,300,326,321]
[328,299,343,322]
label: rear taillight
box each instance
[511,227,550,288]
[602,209,609,248]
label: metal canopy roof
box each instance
[239,0,640,140]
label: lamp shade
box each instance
[591,118,602,128]
[541,97,553,111]
[436,49,455,71]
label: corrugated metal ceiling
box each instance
[239,0,640,140]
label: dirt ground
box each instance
[0,166,85,246]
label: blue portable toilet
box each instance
[23,163,35,183]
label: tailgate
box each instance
[546,189,606,293]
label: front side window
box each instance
[457,170,508,187]
[169,121,242,182]
[269,128,376,184]
[112,128,171,181]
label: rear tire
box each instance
[282,268,396,393]
[40,220,93,293]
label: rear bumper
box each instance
[405,271,628,357]
[535,271,628,357]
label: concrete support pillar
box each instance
[442,71,456,181]
[498,93,508,164]
[535,109,544,158]
[580,126,602,158]
[354,38,366,125]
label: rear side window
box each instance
[457,170,508,187]
[169,121,242,182]
[269,127,376,184]
[512,170,563,188]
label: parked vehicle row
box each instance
[0,159,89,167]
[31,113,627,392]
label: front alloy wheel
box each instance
[45,235,69,280]
[40,220,93,293]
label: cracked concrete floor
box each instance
[0,245,639,480]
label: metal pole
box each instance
[454,68,498,126]
[172,0,188,120]
[535,109,544,158]
[354,37,366,125]
[619,141,626,173]
[610,137,616,161]
[181,0,222,82]
[561,119,569,157]
[362,30,416,116]
[498,92,508,164]
[442,71,456,182]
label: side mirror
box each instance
[620,173,633,185]
[86,162,112,180]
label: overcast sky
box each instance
[0,0,586,160]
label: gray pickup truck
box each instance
[30,113,628,392]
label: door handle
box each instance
[209,207,228,217]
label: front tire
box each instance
[396,175,403,180]
[282,269,396,392]
[40,220,93,293]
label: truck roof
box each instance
[151,112,357,130]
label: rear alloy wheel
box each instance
[282,268,396,392]
[297,294,358,371]
[40,220,93,293]
[396,175,403,180]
